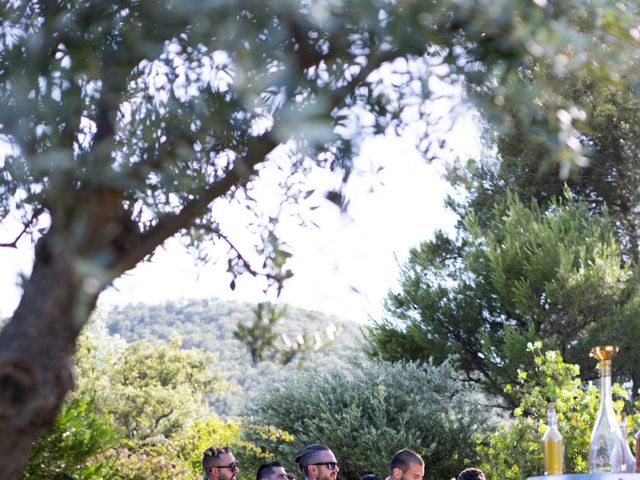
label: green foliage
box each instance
[244,359,489,480]
[478,343,634,479]
[102,416,292,480]
[6,0,640,476]
[234,302,334,366]
[47,311,296,479]
[366,193,634,407]
[75,313,228,439]
[459,61,640,263]
[103,337,225,439]
[235,302,285,365]
[22,394,118,480]
[106,299,362,415]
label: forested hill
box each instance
[105,298,364,416]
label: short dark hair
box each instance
[295,443,332,472]
[361,473,381,480]
[457,468,485,480]
[202,446,232,474]
[390,448,424,473]
[257,461,284,480]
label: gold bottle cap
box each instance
[590,345,619,361]
[590,345,619,377]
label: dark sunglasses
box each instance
[310,462,338,471]
[212,462,240,472]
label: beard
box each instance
[317,469,336,480]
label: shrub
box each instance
[22,394,117,479]
[243,359,490,480]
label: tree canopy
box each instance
[366,193,640,407]
[2,0,640,477]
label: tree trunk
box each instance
[0,233,99,480]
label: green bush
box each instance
[104,416,291,480]
[243,359,490,480]
[478,342,634,479]
[22,394,117,480]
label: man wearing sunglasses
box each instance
[202,446,240,480]
[294,443,340,480]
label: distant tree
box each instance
[453,80,640,262]
[76,314,226,439]
[366,193,639,407]
[244,359,489,480]
[2,0,639,476]
[105,299,360,416]
[235,302,287,365]
[103,337,226,439]
[234,301,336,366]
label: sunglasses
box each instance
[310,462,339,471]
[212,462,240,472]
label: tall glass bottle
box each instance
[620,412,635,472]
[635,429,640,472]
[543,402,564,475]
[588,345,625,473]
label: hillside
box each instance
[105,298,364,416]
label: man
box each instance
[257,461,289,480]
[457,467,486,480]
[294,443,340,480]
[361,474,381,480]
[202,446,240,480]
[388,448,425,480]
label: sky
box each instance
[0,81,480,325]
[0,132,476,324]
[104,136,461,323]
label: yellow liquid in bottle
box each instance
[544,436,564,475]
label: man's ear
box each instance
[391,468,402,480]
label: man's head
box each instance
[294,444,339,480]
[361,474,381,480]
[457,468,485,480]
[389,449,425,480]
[202,446,239,480]
[257,461,289,480]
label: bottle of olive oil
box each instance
[543,402,564,475]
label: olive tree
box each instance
[1,0,639,478]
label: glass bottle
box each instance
[635,429,640,472]
[588,345,625,473]
[543,402,564,475]
[620,412,635,472]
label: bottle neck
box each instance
[547,405,558,427]
[599,360,612,377]
[599,374,612,404]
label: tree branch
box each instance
[200,225,260,277]
[107,131,279,276]
[0,207,44,249]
